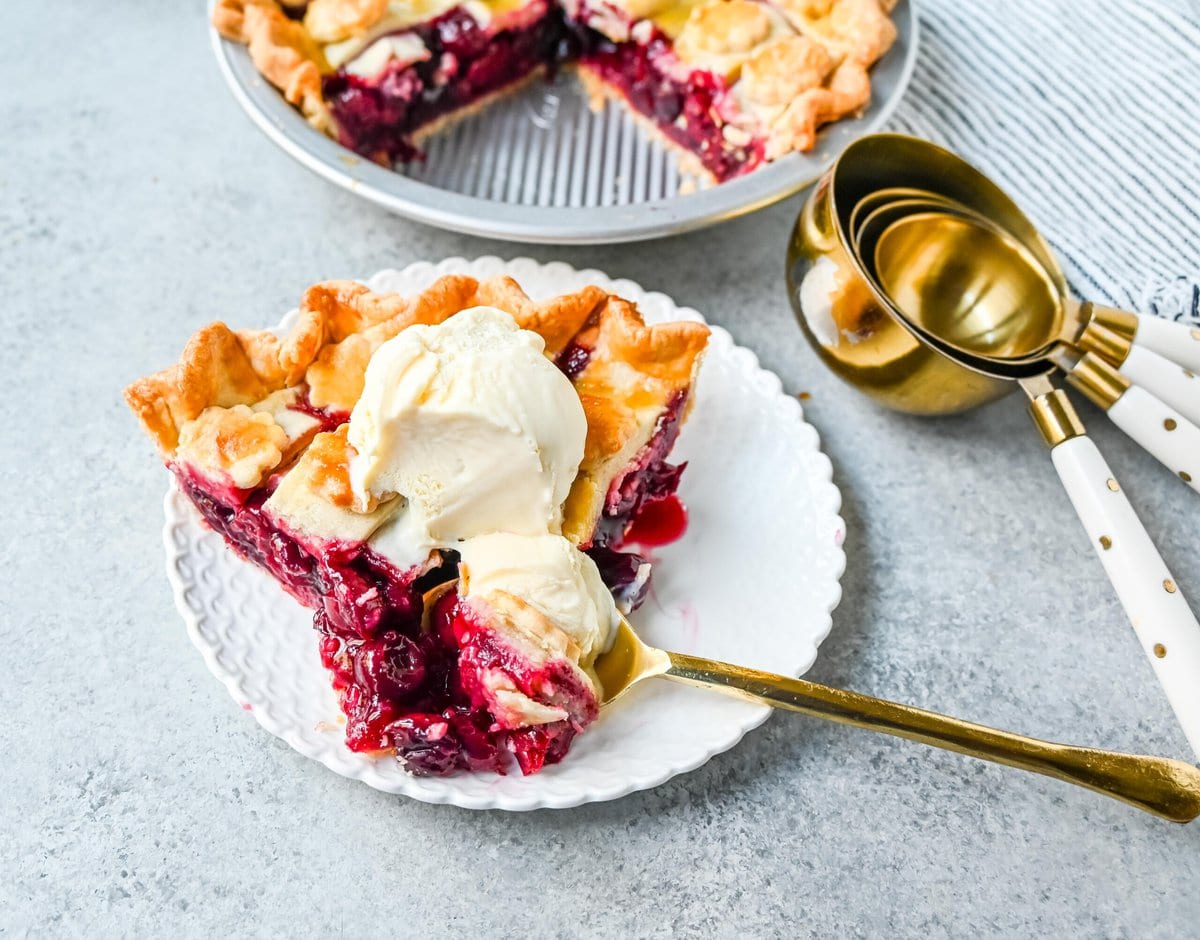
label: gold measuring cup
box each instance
[790,178,1007,411]
[848,185,1200,381]
[853,201,1200,433]
[787,134,1200,412]
[787,133,1200,758]
[846,201,1200,485]
[853,198,1064,364]
[847,188,979,256]
[852,206,1200,760]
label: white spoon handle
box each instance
[1050,435,1200,759]
[1117,344,1200,428]
[1135,314,1200,374]
[1106,386,1200,495]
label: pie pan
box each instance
[209,1,919,244]
[162,257,846,809]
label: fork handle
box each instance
[662,652,1200,822]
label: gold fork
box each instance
[595,616,1200,823]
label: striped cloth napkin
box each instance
[887,0,1199,326]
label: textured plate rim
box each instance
[162,256,846,810]
[208,1,920,244]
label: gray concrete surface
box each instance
[3,2,1199,937]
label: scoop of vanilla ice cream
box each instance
[348,307,587,544]
[458,532,619,665]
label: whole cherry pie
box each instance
[213,0,897,182]
[126,274,708,775]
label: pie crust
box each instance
[126,273,708,775]
[212,0,897,181]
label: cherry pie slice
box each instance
[213,0,896,182]
[126,274,708,775]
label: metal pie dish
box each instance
[210,0,919,244]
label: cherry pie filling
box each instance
[589,390,689,549]
[320,3,761,180]
[173,386,692,775]
[579,30,764,181]
[323,3,579,163]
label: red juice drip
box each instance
[622,494,688,548]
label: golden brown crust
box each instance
[128,274,708,551]
[265,426,404,543]
[124,275,474,451]
[303,275,480,411]
[587,297,710,388]
[471,276,607,357]
[175,405,290,490]
[575,393,640,468]
[763,57,871,157]
[674,0,793,81]
[563,298,709,541]
[297,279,414,342]
[211,0,271,39]
[212,0,333,130]
[124,323,279,453]
[678,0,774,57]
[567,294,713,455]
[292,426,357,509]
[126,275,616,452]
[740,34,835,107]
[303,275,604,412]
[303,0,389,43]
[771,0,896,66]
[578,0,894,180]
[212,0,893,177]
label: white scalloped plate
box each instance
[163,257,845,810]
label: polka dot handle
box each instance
[1117,344,1200,428]
[1051,435,1200,760]
[1133,314,1200,375]
[1106,385,1200,496]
